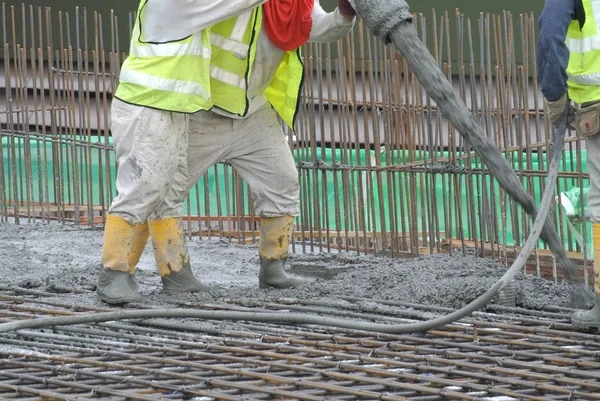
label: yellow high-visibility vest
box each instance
[567,0,600,104]
[115,1,304,128]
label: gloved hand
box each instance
[338,0,356,18]
[544,93,574,128]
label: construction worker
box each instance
[538,0,600,328]
[97,0,357,304]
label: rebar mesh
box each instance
[1,288,600,400]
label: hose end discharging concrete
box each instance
[347,0,413,43]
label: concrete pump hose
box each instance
[0,106,568,335]
[387,23,577,277]
[349,2,592,308]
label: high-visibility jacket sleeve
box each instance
[140,0,268,43]
[536,0,574,101]
[309,1,355,42]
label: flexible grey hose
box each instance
[388,23,590,306]
[0,22,571,335]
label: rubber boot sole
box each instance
[571,321,600,330]
[571,302,600,330]
[258,277,310,289]
[571,317,600,330]
[97,293,141,305]
[259,258,312,289]
[259,281,273,289]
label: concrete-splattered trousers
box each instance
[108,98,300,223]
[586,133,600,224]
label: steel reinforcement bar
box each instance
[1,288,600,400]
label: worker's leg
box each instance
[97,214,140,303]
[572,132,600,328]
[145,122,208,294]
[97,98,187,303]
[125,178,201,291]
[146,110,234,292]
[226,105,308,289]
[147,216,210,293]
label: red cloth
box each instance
[262,0,314,51]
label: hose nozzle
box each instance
[348,0,413,42]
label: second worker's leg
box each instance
[572,132,600,328]
[572,222,600,328]
[257,214,309,288]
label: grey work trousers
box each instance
[586,133,600,223]
[108,99,300,224]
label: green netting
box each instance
[2,136,117,205]
[2,135,591,253]
[294,146,591,253]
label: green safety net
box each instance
[294,146,591,254]
[2,135,591,253]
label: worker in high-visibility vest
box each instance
[538,0,600,328]
[97,0,356,304]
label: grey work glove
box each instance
[544,94,574,128]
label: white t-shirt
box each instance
[140,0,355,118]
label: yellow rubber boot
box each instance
[97,214,141,304]
[129,223,150,274]
[148,217,207,293]
[258,215,311,289]
[572,223,600,329]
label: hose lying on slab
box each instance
[0,94,569,335]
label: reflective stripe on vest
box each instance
[231,11,253,42]
[211,34,250,59]
[120,69,211,99]
[566,0,600,103]
[211,66,246,89]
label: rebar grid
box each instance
[1,288,600,400]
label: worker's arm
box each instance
[536,0,575,101]
[309,0,356,42]
[141,0,268,43]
